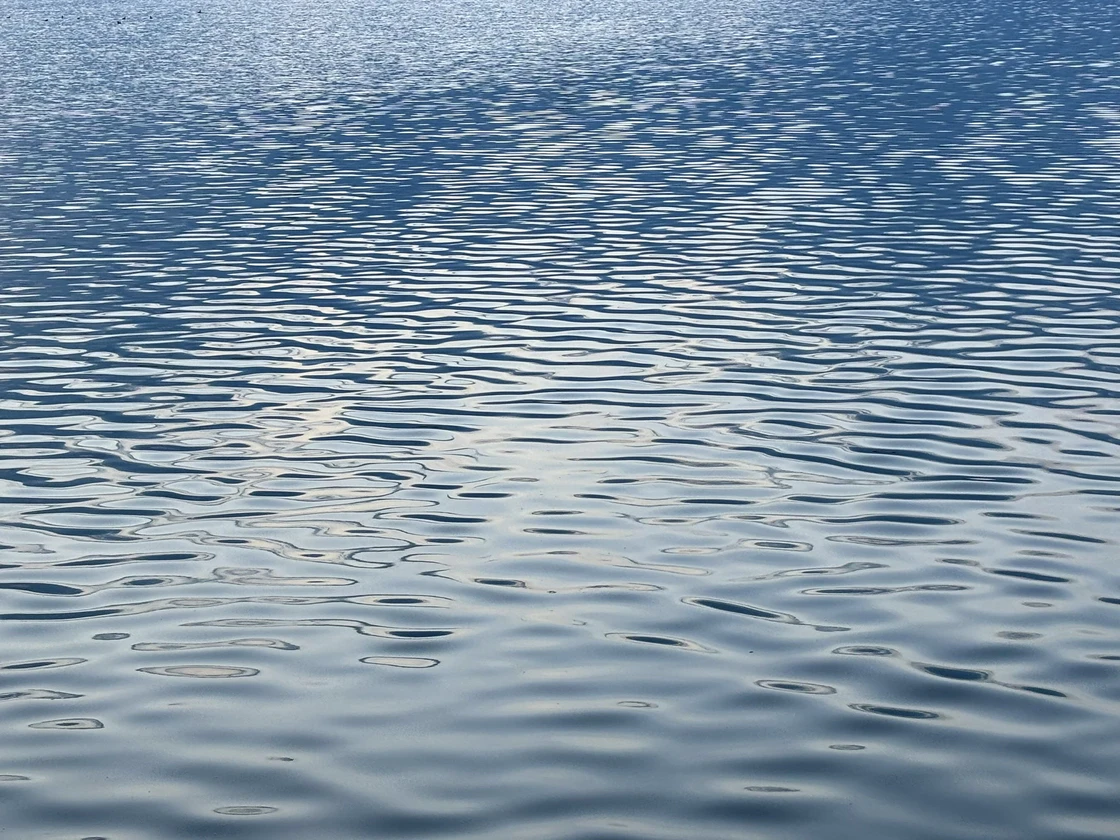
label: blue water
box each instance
[1,0,1119,837]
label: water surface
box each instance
[1,0,1119,838]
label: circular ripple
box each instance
[359,657,439,669]
[137,666,260,679]
[606,633,716,653]
[28,719,104,731]
[1,658,86,671]
[213,806,278,816]
[849,704,942,721]
[833,646,897,657]
[756,679,837,695]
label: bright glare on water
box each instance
[1,0,1119,838]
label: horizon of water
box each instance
[1,0,1119,838]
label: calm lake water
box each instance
[1,0,1119,837]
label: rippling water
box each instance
[2,0,1119,837]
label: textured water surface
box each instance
[1,0,1119,837]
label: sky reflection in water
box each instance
[0,0,1119,838]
